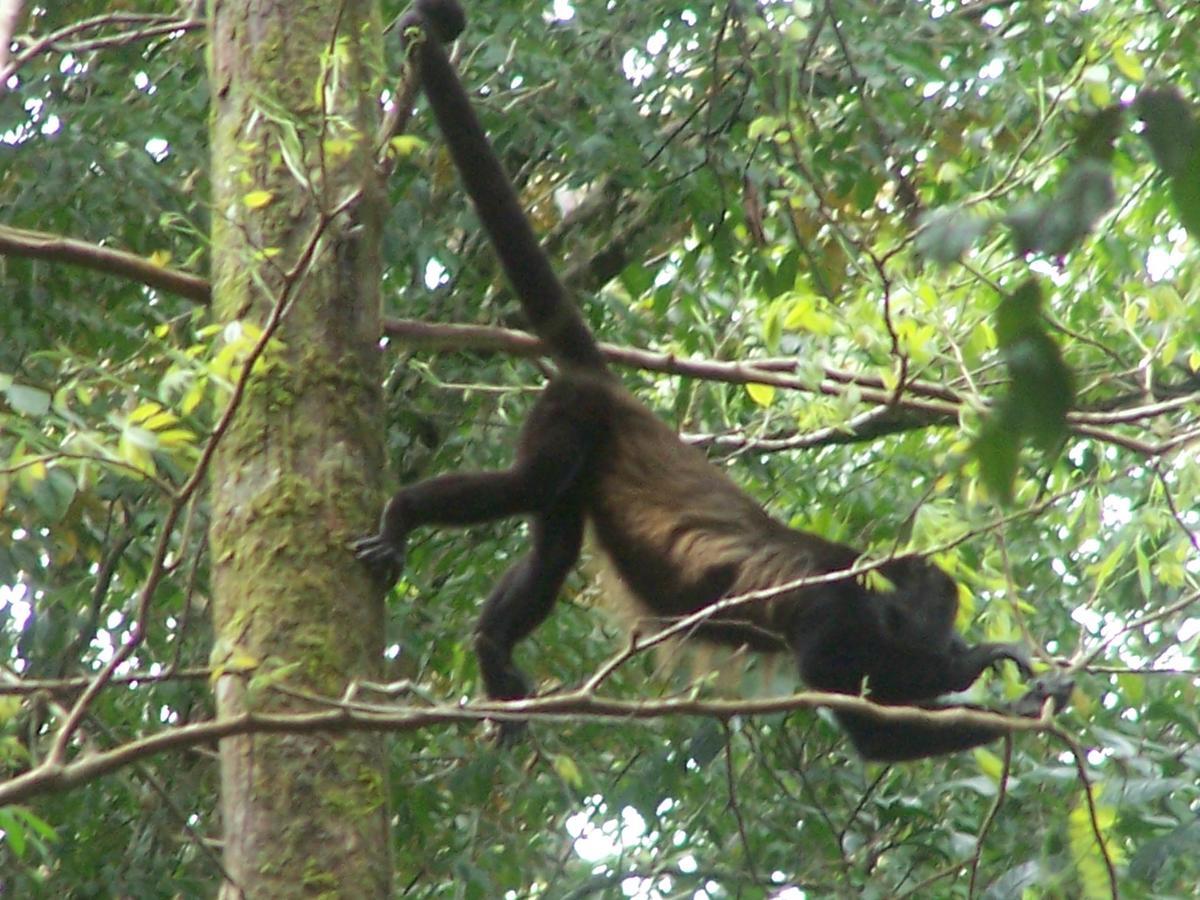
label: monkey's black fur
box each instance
[356,0,1070,761]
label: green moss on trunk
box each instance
[207,1,392,894]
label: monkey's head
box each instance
[878,556,960,641]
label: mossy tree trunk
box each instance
[207,1,391,895]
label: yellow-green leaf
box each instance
[762,302,782,351]
[1110,46,1144,83]
[228,651,260,672]
[973,747,1005,782]
[748,116,782,140]
[0,696,22,722]
[128,401,160,422]
[15,457,47,493]
[117,431,156,476]
[1069,788,1123,899]
[323,137,356,160]
[243,190,274,209]
[782,293,836,335]
[552,753,583,789]
[181,380,205,415]
[1117,672,1144,705]
[146,411,179,432]
[389,135,428,158]
[249,660,301,693]
[1135,543,1152,599]
[746,382,776,407]
[156,428,196,449]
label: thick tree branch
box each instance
[0,223,209,301]
[0,686,1064,807]
[3,222,1196,456]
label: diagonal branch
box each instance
[0,0,22,77]
[0,10,202,84]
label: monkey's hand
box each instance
[1009,672,1074,718]
[982,641,1036,680]
[352,530,406,588]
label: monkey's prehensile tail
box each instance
[404,0,608,373]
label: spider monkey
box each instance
[356,0,1071,761]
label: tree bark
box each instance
[207,1,390,895]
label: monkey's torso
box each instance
[531,374,872,661]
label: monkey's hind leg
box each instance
[474,507,584,739]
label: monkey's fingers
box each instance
[1010,673,1074,718]
[988,642,1035,679]
[351,534,405,585]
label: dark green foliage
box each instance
[976,280,1074,502]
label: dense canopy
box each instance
[2,1,1199,897]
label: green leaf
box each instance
[916,207,990,263]
[0,807,27,858]
[1005,160,1115,256]
[975,415,1020,503]
[31,468,76,522]
[4,382,51,417]
[619,262,654,297]
[1069,789,1124,899]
